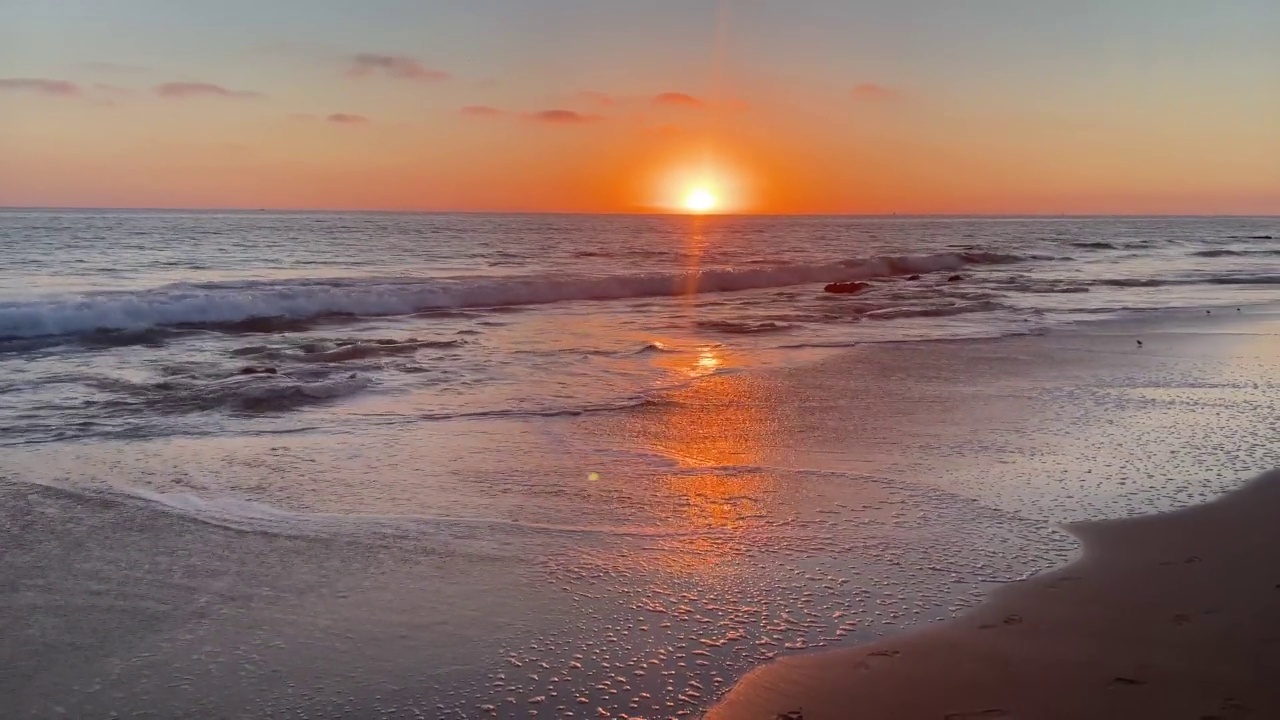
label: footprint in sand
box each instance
[1109,677,1148,687]
[868,649,901,658]
[1172,613,1193,626]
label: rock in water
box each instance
[947,274,964,282]
[824,281,870,295]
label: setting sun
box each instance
[683,188,718,213]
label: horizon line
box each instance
[2,206,1277,219]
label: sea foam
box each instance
[0,251,1020,339]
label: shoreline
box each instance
[706,469,1280,719]
[5,310,1279,718]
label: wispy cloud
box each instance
[347,53,448,82]
[851,83,899,101]
[575,90,615,107]
[155,82,262,99]
[461,105,507,118]
[653,92,705,109]
[525,109,604,125]
[0,78,81,97]
[326,113,369,125]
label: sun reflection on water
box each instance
[621,365,783,575]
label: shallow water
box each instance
[1,212,1278,717]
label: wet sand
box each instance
[5,312,1279,718]
[707,468,1280,720]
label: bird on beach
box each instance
[1136,339,1144,347]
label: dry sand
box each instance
[706,469,1280,720]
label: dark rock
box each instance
[823,281,870,295]
[907,274,922,281]
[947,274,964,282]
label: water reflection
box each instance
[622,371,780,574]
[624,351,785,572]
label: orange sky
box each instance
[2,1,1278,214]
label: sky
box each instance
[2,0,1278,214]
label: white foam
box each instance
[0,252,1021,339]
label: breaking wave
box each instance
[1098,275,1280,288]
[0,251,1024,339]
[1190,249,1280,258]
[95,372,374,414]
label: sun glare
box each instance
[683,188,718,214]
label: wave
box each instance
[635,341,677,354]
[696,319,795,335]
[102,482,700,539]
[1191,249,1280,258]
[0,251,1024,339]
[1098,275,1280,288]
[95,372,373,414]
[1069,241,1119,250]
[862,300,1005,320]
[233,337,465,364]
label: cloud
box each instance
[348,53,448,82]
[851,83,898,101]
[0,78,81,96]
[576,90,615,107]
[525,109,604,125]
[461,105,507,118]
[653,92,705,109]
[155,82,262,99]
[326,113,369,125]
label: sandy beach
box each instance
[707,470,1280,720]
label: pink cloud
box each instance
[155,82,262,99]
[348,53,448,82]
[525,109,604,125]
[653,92,705,109]
[461,105,507,118]
[0,78,81,97]
[851,83,899,101]
[576,90,615,107]
[327,113,369,124]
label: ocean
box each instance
[3,210,1279,718]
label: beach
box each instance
[704,312,1280,720]
[2,213,1279,718]
[707,470,1280,720]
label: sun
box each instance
[682,188,718,214]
